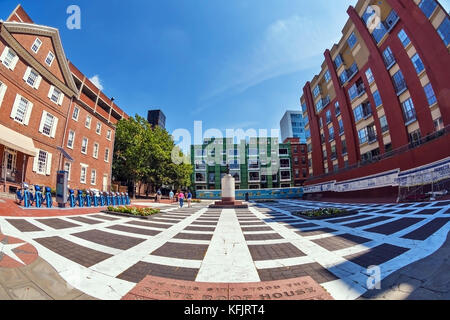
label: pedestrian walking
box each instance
[169,190,174,203]
[179,191,185,208]
[187,190,193,208]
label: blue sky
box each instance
[2,0,449,141]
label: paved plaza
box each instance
[0,199,449,300]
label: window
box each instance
[49,86,63,105]
[93,143,99,159]
[382,47,396,68]
[347,32,357,48]
[334,54,343,69]
[72,106,80,121]
[335,102,341,116]
[313,85,321,98]
[11,95,32,125]
[1,47,18,70]
[380,115,389,133]
[358,128,368,145]
[342,140,347,155]
[64,162,71,181]
[0,81,6,107]
[279,148,289,156]
[402,98,417,124]
[31,38,42,53]
[280,171,291,181]
[67,130,75,149]
[248,148,258,156]
[326,110,332,124]
[324,70,331,83]
[411,54,425,74]
[419,0,437,19]
[353,105,364,122]
[385,143,393,153]
[24,68,41,89]
[280,159,291,169]
[424,83,437,106]
[365,68,374,84]
[322,149,327,161]
[249,172,260,182]
[409,130,422,147]
[437,17,449,46]
[80,165,88,184]
[348,84,358,101]
[248,159,260,170]
[106,129,112,140]
[96,122,102,135]
[329,126,335,142]
[45,52,55,66]
[319,118,323,128]
[434,117,444,132]
[367,125,377,143]
[305,129,311,140]
[372,21,388,44]
[81,138,88,154]
[104,148,110,163]
[91,170,97,185]
[40,112,55,137]
[339,119,344,135]
[392,70,407,95]
[398,29,411,47]
[85,116,92,129]
[331,146,337,160]
[373,90,383,107]
[36,150,50,175]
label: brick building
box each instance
[0,5,128,193]
[283,138,309,186]
[301,0,449,198]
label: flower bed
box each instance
[293,208,358,220]
[104,206,160,219]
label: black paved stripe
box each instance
[68,216,103,225]
[6,219,43,232]
[244,233,283,241]
[36,218,80,230]
[284,223,317,230]
[295,228,337,237]
[344,244,409,268]
[433,201,450,207]
[151,242,209,260]
[312,234,371,251]
[364,218,425,235]
[35,236,112,267]
[89,214,120,221]
[343,216,393,228]
[72,230,145,250]
[325,215,372,224]
[117,261,199,283]
[248,243,306,261]
[414,209,442,215]
[394,210,417,215]
[241,226,273,232]
[257,263,338,284]
[108,225,161,236]
[413,203,432,208]
[184,226,216,232]
[402,218,450,241]
[126,221,172,229]
[174,233,213,241]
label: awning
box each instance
[0,124,37,157]
[57,146,74,162]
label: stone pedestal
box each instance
[209,174,248,209]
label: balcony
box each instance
[394,78,408,96]
[383,52,396,69]
[403,109,417,125]
[384,10,400,33]
[368,134,378,144]
[322,96,331,108]
[340,63,359,85]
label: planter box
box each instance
[293,210,359,220]
[101,210,159,220]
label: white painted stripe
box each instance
[141,255,202,269]
[196,209,260,283]
[254,256,315,269]
[167,238,211,245]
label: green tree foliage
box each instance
[113,115,192,196]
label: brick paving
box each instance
[151,242,209,260]
[36,218,80,230]
[343,216,393,228]
[313,233,371,251]
[6,219,43,232]
[117,261,199,283]
[344,244,410,268]
[107,225,161,237]
[244,233,284,241]
[257,263,339,284]
[248,243,306,261]
[72,230,145,250]
[364,218,425,235]
[402,218,450,241]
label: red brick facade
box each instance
[284,138,309,186]
[0,5,128,193]
[302,0,450,189]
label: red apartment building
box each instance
[284,138,309,186]
[302,0,449,199]
[0,5,128,193]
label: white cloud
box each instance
[89,75,104,91]
[199,4,349,105]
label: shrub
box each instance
[294,208,348,218]
[107,206,160,217]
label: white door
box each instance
[3,149,17,182]
[102,174,108,192]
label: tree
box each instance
[113,115,192,198]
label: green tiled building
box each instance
[190,137,294,193]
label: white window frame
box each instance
[38,111,58,138]
[10,94,33,125]
[33,149,52,176]
[85,115,92,129]
[280,170,292,181]
[0,80,7,108]
[72,106,80,121]
[91,169,97,185]
[48,86,64,105]
[64,161,72,181]
[0,47,19,71]
[23,67,42,89]
[67,130,75,149]
[31,38,42,53]
[106,129,112,141]
[45,51,55,66]
[80,164,88,184]
[81,137,89,155]
[96,122,102,135]
[104,148,110,163]
[93,142,99,159]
